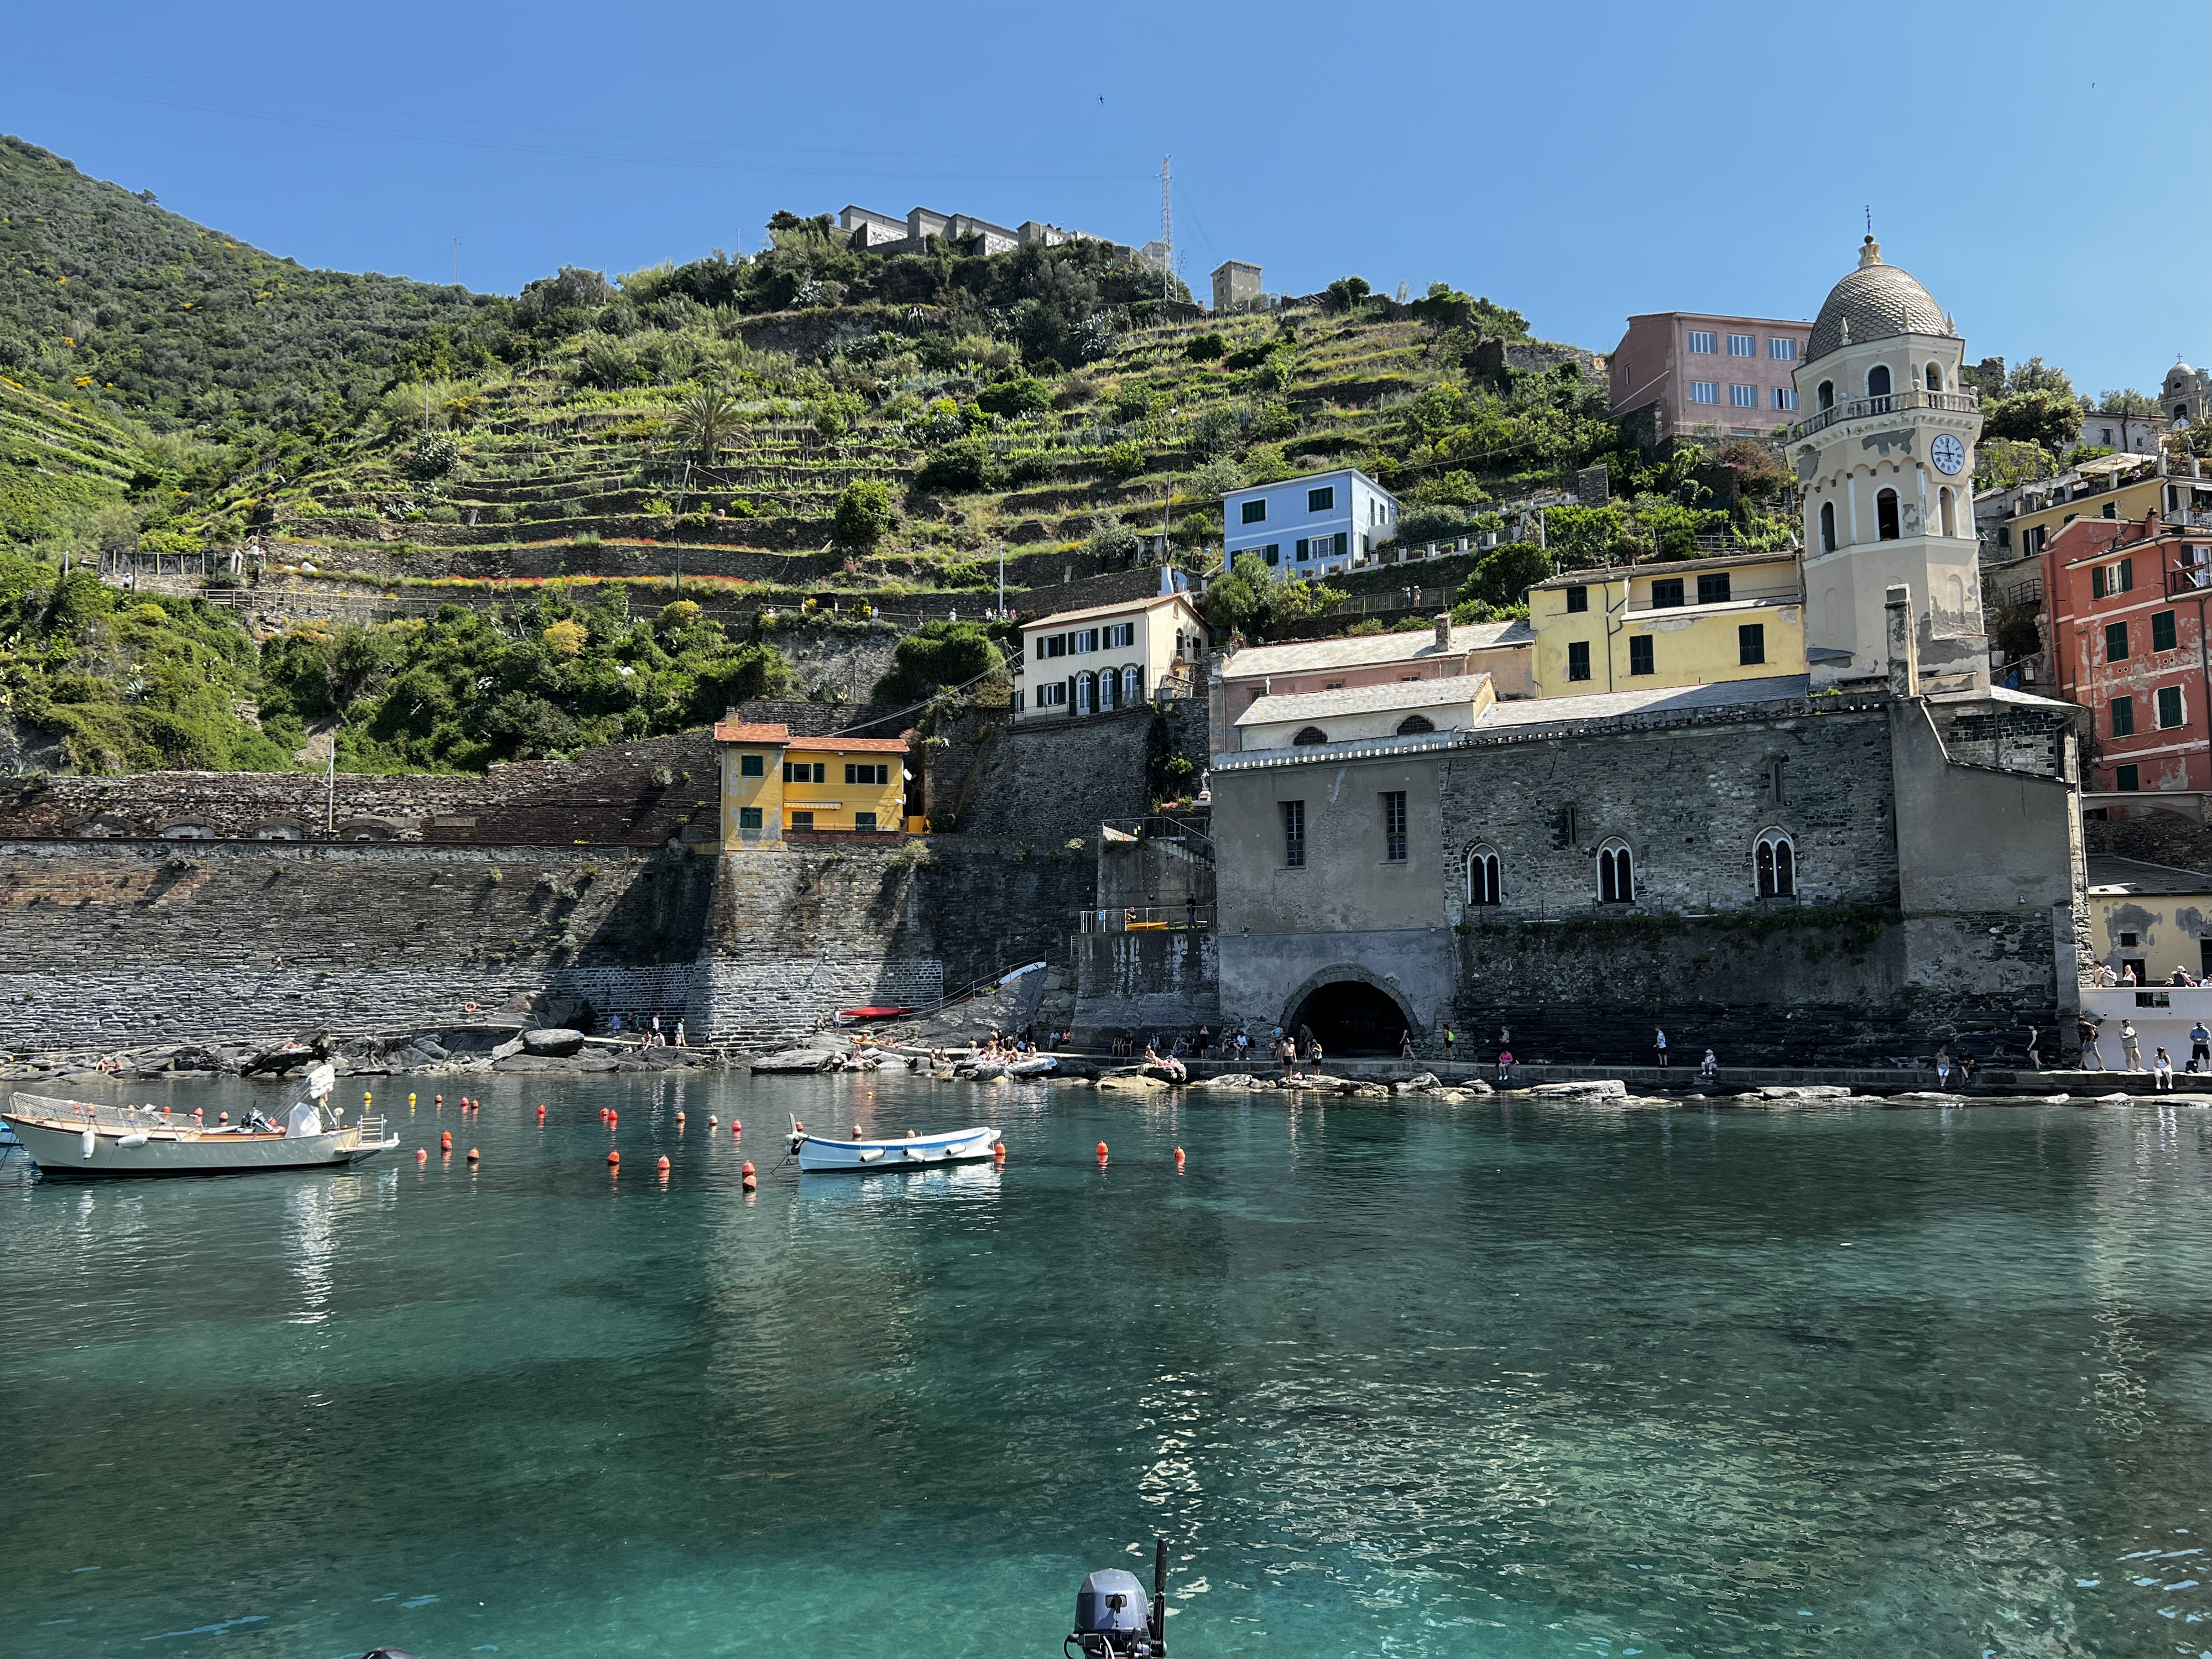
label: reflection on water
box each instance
[4,1077,2212,1658]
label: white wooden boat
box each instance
[2,1068,397,1180]
[789,1121,1000,1173]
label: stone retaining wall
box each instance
[1070,928,1221,1042]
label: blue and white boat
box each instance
[789,1120,999,1173]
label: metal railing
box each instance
[1791,387,1980,440]
[1102,814,1216,860]
[1079,904,1217,932]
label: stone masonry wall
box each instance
[1069,928,1221,1042]
[930,706,1158,838]
[0,839,714,1051]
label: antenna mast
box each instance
[1160,155,1173,304]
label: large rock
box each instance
[1530,1079,1627,1099]
[1098,1073,1168,1092]
[490,1037,525,1061]
[1199,1073,1264,1089]
[521,1027,586,1057]
[750,1048,841,1074]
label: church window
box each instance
[1767,757,1788,804]
[1866,364,1892,402]
[1629,636,1655,676]
[1395,714,1436,735]
[1939,486,1957,538]
[1567,641,1592,681]
[1598,839,1635,904]
[1381,792,1407,862]
[1739,623,1766,666]
[1291,726,1328,746]
[1876,488,1901,540]
[1925,362,1942,392]
[1817,380,1834,411]
[2111,695,2134,737]
[1281,800,1306,865]
[2159,686,2185,729]
[1820,500,1837,552]
[1755,831,1797,898]
[1468,846,1502,906]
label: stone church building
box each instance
[1206,242,2089,1067]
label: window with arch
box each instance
[1075,672,1094,716]
[1866,364,1892,402]
[1876,487,1901,541]
[1939,485,1957,538]
[1755,830,1796,898]
[1121,665,1141,706]
[1924,362,1942,393]
[1097,667,1116,712]
[1817,380,1834,411]
[1598,838,1634,904]
[1396,713,1436,735]
[1819,499,1837,553]
[1292,726,1328,746]
[1468,845,1501,906]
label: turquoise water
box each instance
[5,1079,2212,1657]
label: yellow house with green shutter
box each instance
[1527,549,1807,697]
[715,721,911,845]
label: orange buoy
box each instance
[218,1112,229,1124]
[608,1110,618,1126]
[536,1104,546,1121]
[416,1147,428,1163]
[732,1118,742,1133]
[607,1149,620,1166]
[740,1160,755,1177]
[1175,1146,1186,1167]
[467,1147,480,1162]
[1096,1141,1108,1162]
[440,1130,453,1149]
[656,1154,670,1172]
[994,1141,1008,1164]
[676,1111,686,1125]
[435,1094,444,1108]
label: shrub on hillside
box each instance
[872,620,1005,702]
[1185,332,1227,362]
[1102,441,1147,480]
[833,478,896,547]
[977,377,1051,419]
[915,437,994,493]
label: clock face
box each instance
[1931,433,1966,476]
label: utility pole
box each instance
[997,541,1005,618]
[1160,156,1173,305]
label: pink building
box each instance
[1609,312,1813,444]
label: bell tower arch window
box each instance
[1755,830,1796,898]
[1819,499,1837,553]
[1468,846,1501,906]
[1817,380,1834,412]
[1866,364,1892,406]
[1924,362,1942,393]
[1876,487,1901,541]
[1598,838,1635,904]
[1939,486,1957,538]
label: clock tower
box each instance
[1792,238,1986,691]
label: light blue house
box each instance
[1221,467,1399,578]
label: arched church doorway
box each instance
[1289,979,1413,1055]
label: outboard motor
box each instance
[1067,1538,1167,1658]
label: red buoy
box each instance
[1096,1141,1109,1163]
[536,1104,546,1121]
[994,1142,1008,1164]
[415,1147,428,1163]
[656,1155,670,1173]
[740,1160,755,1177]
[732,1118,742,1133]
[1175,1146,1186,1168]
[440,1130,452,1150]
[467,1147,480,1162]
[435,1095,444,1108]
[607,1149,620,1166]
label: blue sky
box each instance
[7,1,2203,395]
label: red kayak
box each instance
[838,1006,916,1020]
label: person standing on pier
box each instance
[1654,1027,1668,1068]
[2079,1016,2105,1070]
[2122,1019,2143,1071]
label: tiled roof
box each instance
[1222,621,1531,680]
[1237,672,1491,727]
[711,722,906,753]
[2087,854,2212,896]
[1477,675,1812,728]
[787,735,908,753]
[1023,592,1204,629]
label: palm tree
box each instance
[669,382,743,467]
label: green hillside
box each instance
[0,137,1812,776]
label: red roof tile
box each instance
[713,722,791,743]
[787,735,909,753]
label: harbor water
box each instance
[5,1074,2212,1656]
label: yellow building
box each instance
[1527,549,1806,697]
[1997,453,2211,565]
[716,721,911,846]
[2086,854,2212,984]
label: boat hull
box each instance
[2,1113,396,1180]
[795,1126,1000,1173]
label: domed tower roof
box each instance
[1806,237,1950,362]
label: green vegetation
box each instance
[870,619,1006,703]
